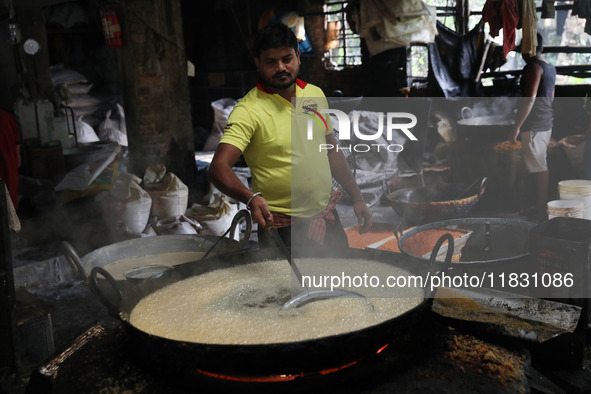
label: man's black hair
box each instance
[253,23,298,58]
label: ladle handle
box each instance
[89,266,123,316]
[60,241,86,281]
[268,227,307,290]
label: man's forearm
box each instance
[327,150,364,202]
[208,162,253,204]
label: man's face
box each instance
[255,46,300,91]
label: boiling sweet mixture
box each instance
[129,259,424,344]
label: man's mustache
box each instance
[273,72,291,79]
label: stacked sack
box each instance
[97,172,152,241]
[143,164,189,219]
[51,65,128,147]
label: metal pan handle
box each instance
[200,209,252,261]
[229,209,252,247]
[427,233,455,299]
[89,266,123,316]
[60,241,87,281]
[479,177,487,197]
[461,106,473,120]
[429,233,455,273]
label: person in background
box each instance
[209,23,371,249]
[0,109,21,209]
[509,33,556,220]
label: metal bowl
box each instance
[385,179,486,225]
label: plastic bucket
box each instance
[547,199,585,220]
[558,179,591,220]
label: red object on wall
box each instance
[101,9,123,48]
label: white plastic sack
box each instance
[211,98,237,134]
[73,106,100,118]
[185,195,238,238]
[98,172,152,235]
[51,65,88,85]
[117,103,127,135]
[55,149,118,191]
[97,109,128,146]
[143,165,189,219]
[75,117,100,143]
[358,0,436,53]
[4,184,20,232]
[67,83,94,95]
[69,94,101,108]
[203,98,237,151]
[381,10,437,46]
[152,215,202,235]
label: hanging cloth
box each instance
[572,0,591,35]
[521,0,539,57]
[482,0,519,58]
[541,0,556,19]
[429,22,482,97]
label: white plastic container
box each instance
[547,200,585,220]
[558,180,591,220]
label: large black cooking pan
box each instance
[385,178,486,225]
[90,247,433,381]
[456,115,515,142]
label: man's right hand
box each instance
[508,126,520,144]
[248,195,274,229]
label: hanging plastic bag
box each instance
[75,117,100,143]
[97,108,128,146]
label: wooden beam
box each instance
[14,0,77,8]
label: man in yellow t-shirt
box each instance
[209,23,371,248]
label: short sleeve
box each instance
[219,105,255,152]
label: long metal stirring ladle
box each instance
[268,227,373,310]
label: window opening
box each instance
[425,0,457,31]
[409,45,430,79]
[324,0,362,70]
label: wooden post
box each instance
[118,0,196,186]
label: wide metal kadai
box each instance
[398,217,536,267]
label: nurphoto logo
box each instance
[304,108,419,153]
